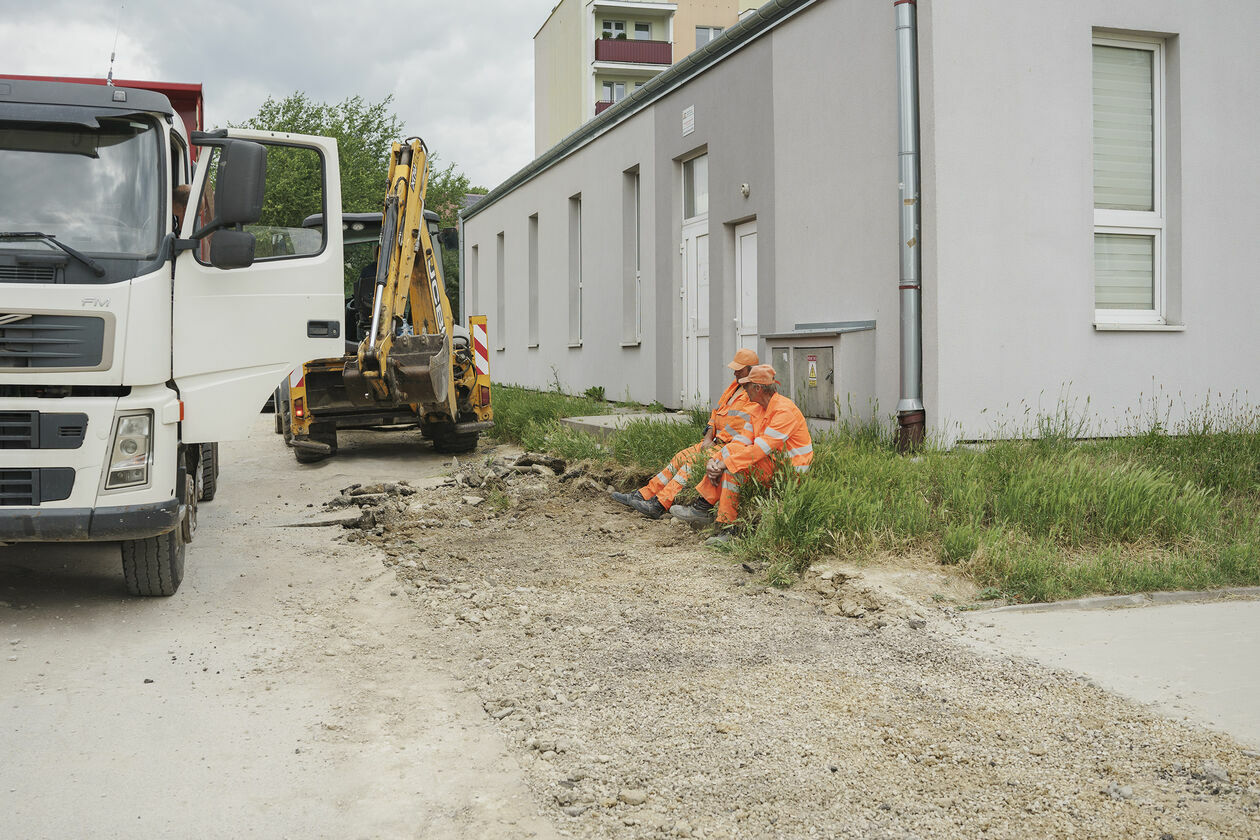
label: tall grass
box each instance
[492,384,1260,602]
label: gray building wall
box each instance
[923,0,1260,440]
[467,0,1260,440]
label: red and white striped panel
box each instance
[472,321,489,376]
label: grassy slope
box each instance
[490,385,1260,602]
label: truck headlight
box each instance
[106,411,153,489]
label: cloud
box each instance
[1,0,556,187]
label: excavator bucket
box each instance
[384,333,450,406]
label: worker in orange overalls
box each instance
[610,348,761,519]
[671,364,813,544]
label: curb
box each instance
[982,586,1260,614]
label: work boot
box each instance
[691,497,714,513]
[704,526,736,547]
[628,496,666,520]
[670,504,715,526]
[609,489,645,508]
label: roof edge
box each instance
[465,0,819,223]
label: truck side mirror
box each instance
[208,229,257,270]
[213,140,267,226]
[439,227,459,251]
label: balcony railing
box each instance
[594,38,671,65]
[595,100,616,115]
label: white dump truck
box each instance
[0,77,345,595]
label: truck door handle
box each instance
[307,320,341,338]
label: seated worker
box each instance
[610,348,760,519]
[172,184,191,232]
[671,364,813,544]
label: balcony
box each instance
[595,100,616,115]
[594,38,671,65]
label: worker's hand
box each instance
[701,432,715,449]
[705,458,724,483]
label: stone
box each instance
[908,618,927,630]
[562,805,589,817]
[463,496,485,506]
[578,625,596,636]
[619,789,649,806]
[673,820,694,837]
[1201,761,1229,784]
[823,603,842,617]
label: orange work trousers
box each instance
[696,459,776,525]
[639,442,719,510]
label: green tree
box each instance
[232,91,402,292]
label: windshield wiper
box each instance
[0,231,106,277]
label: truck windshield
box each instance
[0,117,162,258]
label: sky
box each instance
[1,0,560,190]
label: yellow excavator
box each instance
[275,138,492,463]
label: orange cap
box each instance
[739,364,780,385]
[726,348,759,370]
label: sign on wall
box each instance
[682,105,695,136]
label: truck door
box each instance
[173,130,344,443]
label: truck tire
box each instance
[432,430,480,454]
[121,527,185,597]
[293,424,337,464]
[198,442,219,502]
[274,389,284,434]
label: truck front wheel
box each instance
[121,528,185,597]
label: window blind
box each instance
[1095,232,1154,310]
[1093,45,1154,211]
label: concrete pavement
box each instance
[962,598,1260,749]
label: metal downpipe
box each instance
[894,0,925,450]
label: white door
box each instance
[173,130,346,442]
[734,220,758,356]
[681,219,709,409]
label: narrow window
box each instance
[495,232,505,351]
[528,214,539,347]
[568,195,582,345]
[468,244,479,317]
[622,169,642,344]
[683,153,709,220]
[634,22,651,40]
[1093,36,1164,323]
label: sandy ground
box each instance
[2,419,1258,839]
[0,420,558,840]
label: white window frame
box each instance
[1093,34,1165,326]
[602,80,627,103]
[696,26,723,47]
[602,19,626,38]
[634,22,651,40]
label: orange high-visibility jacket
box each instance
[720,392,813,475]
[708,381,758,445]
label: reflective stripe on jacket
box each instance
[709,381,758,445]
[721,393,813,475]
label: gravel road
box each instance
[3,424,1257,839]
[343,452,1260,839]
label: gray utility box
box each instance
[770,346,835,420]
[764,321,876,423]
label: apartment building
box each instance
[535,0,762,154]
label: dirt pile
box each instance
[326,457,1259,839]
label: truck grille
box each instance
[0,265,57,284]
[0,412,89,449]
[0,468,75,506]
[0,314,105,369]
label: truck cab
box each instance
[0,78,345,595]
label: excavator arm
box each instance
[347,138,457,418]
